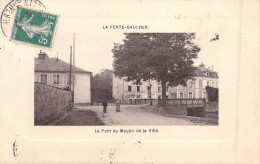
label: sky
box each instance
[36,32,220,74]
[23,0,222,74]
[26,0,221,73]
[0,0,229,75]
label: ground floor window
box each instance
[40,74,47,84]
[53,75,60,84]
[202,92,206,98]
[179,92,184,99]
[188,92,193,98]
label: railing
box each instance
[164,99,205,107]
[125,98,205,107]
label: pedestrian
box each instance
[102,99,108,113]
[116,100,120,112]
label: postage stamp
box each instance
[1,0,46,37]
[10,7,58,48]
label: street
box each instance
[76,105,198,125]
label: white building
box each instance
[35,51,92,104]
[113,62,218,102]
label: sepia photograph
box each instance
[1,0,259,163]
[34,33,219,126]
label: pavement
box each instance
[76,105,198,125]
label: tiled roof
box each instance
[35,57,92,74]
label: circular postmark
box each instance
[1,0,46,37]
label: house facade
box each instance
[35,51,92,104]
[113,62,218,102]
[113,77,170,102]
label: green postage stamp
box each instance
[11,7,58,48]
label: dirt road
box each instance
[76,105,197,125]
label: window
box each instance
[53,75,60,84]
[137,86,140,92]
[180,92,184,99]
[128,86,132,92]
[189,81,192,88]
[158,86,161,92]
[202,92,206,98]
[206,72,209,76]
[188,92,193,98]
[40,74,47,84]
[212,82,214,87]
[147,86,151,91]
[207,81,209,86]
[158,95,161,99]
[137,95,141,98]
[172,93,177,99]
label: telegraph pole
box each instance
[69,46,72,90]
[72,33,76,107]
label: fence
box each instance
[125,98,205,107]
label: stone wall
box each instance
[34,82,72,125]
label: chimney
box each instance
[38,50,47,60]
[199,62,205,68]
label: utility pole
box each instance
[69,46,72,91]
[122,77,125,103]
[72,33,76,107]
[148,80,152,105]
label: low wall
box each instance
[34,82,72,125]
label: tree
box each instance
[91,69,113,103]
[112,33,201,106]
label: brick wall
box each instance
[34,82,72,125]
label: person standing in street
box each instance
[102,99,108,113]
[116,99,120,112]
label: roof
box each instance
[195,68,218,79]
[35,57,92,74]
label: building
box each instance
[113,62,218,102]
[113,77,169,102]
[35,51,92,104]
[169,63,218,100]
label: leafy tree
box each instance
[112,33,200,106]
[91,69,113,103]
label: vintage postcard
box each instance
[0,0,259,163]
